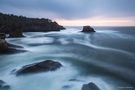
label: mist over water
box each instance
[0,27,135,90]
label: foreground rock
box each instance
[82,82,100,90]
[82,26,95,32]
[0,80,10,90]
[14,60,62,75]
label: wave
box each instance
[2,28,135,90]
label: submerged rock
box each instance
[82,26,95,32]
[81,82,100,90]
[69,79,84,82]
[62,85,72,90]
[15,60,62,75]
[0,80,10,90]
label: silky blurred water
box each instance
[0,27,135,90]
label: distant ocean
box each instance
[0,26,135,90]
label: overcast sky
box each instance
[0,0,135,26]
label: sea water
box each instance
[0,26,135,90]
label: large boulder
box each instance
[0,80,10,90]
[81,82,100,90]
[82,26,95,32]
[14,60,62,75]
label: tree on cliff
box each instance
[0,12,65,36]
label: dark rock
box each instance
[82,82,100,90]
[0,33,8,52]
[7,43,23,49]
[0,80,10,90]
[8,30,24,38]
[22,21,65,32]
[14,60,62,75]
[0,39,9,52]
[0,33,6,39]
[0,39,25,54]
[0,12,65,36]
[82,26,95,32]
[62,85,72,90]
[69,79,84,82]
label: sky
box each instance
[0,0,135,26]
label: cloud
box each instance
[0,0,135,22]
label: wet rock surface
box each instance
[14,60,62,75]
[81,82,100,90]
[0,39,25,54]
[69,79,84,82]
[0,33,6,39]
[0,33,25,54]
[62,85,72,90]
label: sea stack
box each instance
[82,26,95,32]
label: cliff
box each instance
[0,13,65,37]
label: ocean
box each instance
[0,26,135,90]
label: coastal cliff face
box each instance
[0,13,65,37]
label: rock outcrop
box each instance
[9,30,24,38]
[0,12,65,38]
[0,33,6,39]
[0,34,9,53]
[0,33,25,54]
[81,82,100,90]
[0,39,9,52]
[0,80,10,90]
[82,26,95,32]
[14,60,62,75]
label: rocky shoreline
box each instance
[0,33,25,54]
[0,25,95,54]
